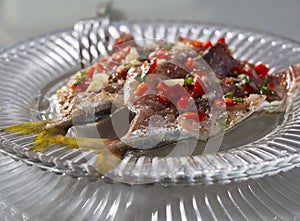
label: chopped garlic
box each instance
[125,47,139,62]
[87,73,109,92]
[162,78,185,87]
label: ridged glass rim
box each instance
[0,20,300,186]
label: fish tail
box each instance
[33,134,123,174]
[52,136,124,174]
[29,128,60,152]
[49,136,122,152]
[38,135,125,157]
[0,120,51,135]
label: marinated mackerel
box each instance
[1,33,300,173]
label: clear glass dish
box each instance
[1,20,300,185]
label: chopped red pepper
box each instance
[70,84,77,89]
[157,82,186,101]
[202,40,213,48]
[156,94,170,104]
[177,96,190,109]
[254,63,270,79]
[190,40,203,48]
[86,66,95,78]
[178,37,203,48]
[224,97,237,106]
[113,39,124,52]
[183,111,206,122]
[119,69,127,78]
[185,57,196,71]
[115,38,124,46]
[146,58,157,74]
[241,67,253,78]
[267,82,275,88]
[95,63,106,73]
[243,84,255,94]
[217,37,226,44]
[224,77,234,85]
[156,82,169,93]
[192,78,205,95]
[156,48,172,59]
[197,111,207,121]
[135,82,150,97]
[230,66,242,75]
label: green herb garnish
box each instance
[224,92,233,99]
[264,76,269,87]
[230,71,238,78]
[258,85,276,96]
[183,73,195,86]
[233,97,244,103]
[224,92,243,102]
[74,71,86,86]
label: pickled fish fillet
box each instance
[1,34,300,174]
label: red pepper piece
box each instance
[197,111,207,121]
[156,94,170,104]
[178,37,203,48]
[190,40,203,48]
[183,111,206,122]
[254,63,270,79]
[217,37,226,44]
[147,58,157,74]
[113,39,124,52]
[115,38,124,46]
[224,77,234,85]
[267,82,275,88]
[241,67,253,78]
[86,66,95,79]
[177,96,190,109]
[70,84,77,89]
[224,97,237,106]
[243,84,255,94]
[95,63,106,73]
[135,82,150,97]
[230,66,242,75]
[119,69,127,78]
[193,79,205,95]
[185,57,196,71]
[202,40,213,48]
[156,82,169,93]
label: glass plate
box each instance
[1,152,300,220]
[1,20,300,185]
